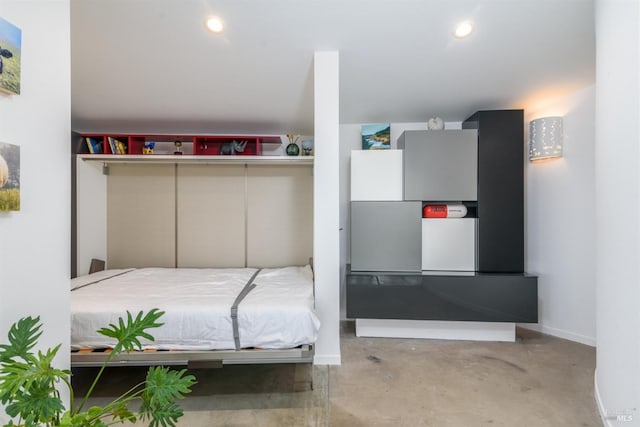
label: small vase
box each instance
[286,142,300,156]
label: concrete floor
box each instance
[73,322,601,426]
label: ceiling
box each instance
[70,0,595,135]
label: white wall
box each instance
[525,85,596,346]
[0,0,71,421]
[594,0,640,424]
[313,51,341,364]
[76,158,106,275]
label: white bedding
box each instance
[70,266,320,351]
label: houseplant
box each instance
[0,309,196,427]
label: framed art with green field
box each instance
[0,142,20,211]
[0,16,21,95]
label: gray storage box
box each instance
[398,130,478,201]
[350,201,421,272]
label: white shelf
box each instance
[79,154,313,166]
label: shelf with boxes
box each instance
[347,110,538,334]
[349,130,480,273]
[74,133,313,165]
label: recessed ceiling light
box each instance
[453,21,473,39]
[205,16,224,34]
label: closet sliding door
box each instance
[106,163,312,269]
[177,164,245,267]
[107,164,176,268]
[246,165,313,267]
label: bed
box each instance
[70,265,320,369]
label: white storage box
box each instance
[422,218,476,271]
[351,150,403,201]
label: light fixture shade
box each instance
[529,116,563,161]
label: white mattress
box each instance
[70,266,320,351]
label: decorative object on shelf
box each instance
[78,133,317,163]
[301,139,314,156]
[84,136,102,154]
[107,136,126,154]
[0,17,22,95]
[427,117,444,130]
[529,116,563,161]
[174,140,183,155]
[286,133,300,156]
[361,124,391,150]
[422,204,467,218]
[0,141,20,211]
[142,141,155,154]
[220,139,248,155]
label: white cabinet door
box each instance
[422,218,476,271]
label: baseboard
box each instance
[518,323,596,347]
[594,371,613,427]
[594,370,637,424]
[355,319,515,342]
[313,354,341,365]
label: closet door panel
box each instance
[177,164,245,267]
[107,164,175,268]
[247,165,313,267]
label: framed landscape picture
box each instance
[0,142,20,211]
[362,123,391,150]
[0,16,22,95]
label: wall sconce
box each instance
[529,116,563,161]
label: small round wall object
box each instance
[427,117,444,130]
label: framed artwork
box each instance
[0,16,21,95]
[362,123,391,150]
[0,142,20,211]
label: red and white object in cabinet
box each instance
[422,204,467,218]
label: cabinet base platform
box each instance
[355,319,515,342]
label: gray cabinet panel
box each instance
[346,268,538,323]
[398,130,478,201]
[351,201,421,272]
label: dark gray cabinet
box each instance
[463,110,524,273]
[347,268,538,323]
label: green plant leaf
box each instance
[97,309,165,353]
[58,411,73,427]
[4,380,65,423]
[0,316,42,362]
[139,367,195,427]
[142,367,196,408]
[107,401,137,423]
[0,344,67,402]
[87,405,104,418]
[142,402,184,427]
[1,309,195,427]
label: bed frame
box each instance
[73,162,316,390]
[71,345,315,391]
[71,264,317,391]
[71,345,314,368]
